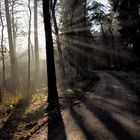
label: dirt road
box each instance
[31,72,140,140]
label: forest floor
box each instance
[109,70,140,98]
[28,71,140,140]
[0,71,140,140]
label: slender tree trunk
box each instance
[31,43,35,66]
[11,0,19,86]
[82,0,87,74]
[27,0,31,94]
[52,0,65,77]
[5,0,18,94]
[52,0,62,56]
[0,88,1,103]
[11,0,16,54]
[100,20,110,68]
[34,0,40,87]
[0,2,6,89]
[52,11,62,56]
[109,27,117,66]
[42,0,58,102]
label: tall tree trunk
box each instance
[100,20,110,68]
[31,43,35,66]
[0,1,6,89]
[52,0,62,56]
[11,0,19,86]
[11,0,16,54]
[5,0,18,94]
[34,0,40,87]
[27,0,31,94]
[52,0,65,77]
[0,88,1,103]
[42,0,58,102]
[42,3,66,139]
[109,27,117,66]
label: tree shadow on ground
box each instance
[0,95,32,140]
[62,93,95,140]
[92,97,140,117]
[47,96,67,140]
[64,88,139,140]
[78,94,138,140]
[70,105,95,140]
[21,103,46,124]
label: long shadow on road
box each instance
[78,94,138,140]
[0,95,32,140]
[70,105,95,140]
[64,72,139,140]
[63,92,95,140]
[92,97,140,117]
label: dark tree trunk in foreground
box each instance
[42,0,58,101]
[42,2,66,139]
[42,3,66,139]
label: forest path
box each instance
[0,92,47,140]
[31,72,140,140]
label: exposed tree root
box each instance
[20,117,48,140]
